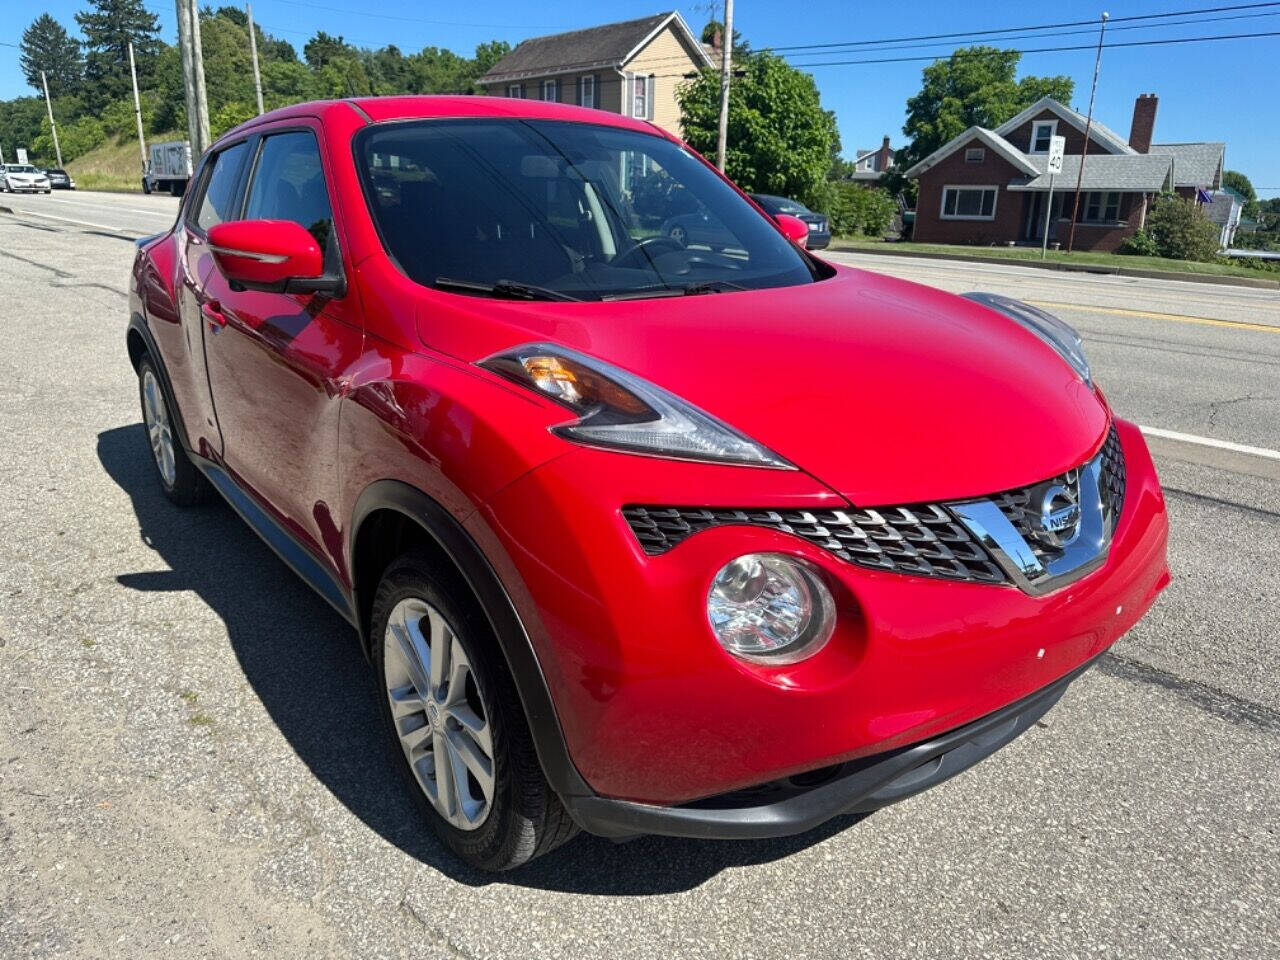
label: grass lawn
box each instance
[830,236,1278,281]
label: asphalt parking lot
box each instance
[1,191,1278,959]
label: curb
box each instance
[829,244,1280,291]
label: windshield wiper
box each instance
[434,277,582,302]
[602,279,749,301]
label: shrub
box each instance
[812,182,897,237]
[34,114,105,164]
[1145,194,1220,262]
[1117,230,1160,257]
[211,101,257,139]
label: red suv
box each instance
[127,97,1170,871]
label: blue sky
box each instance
[3,0,1278,192]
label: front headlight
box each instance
[479,343,793,468]
[963,292,1092,387]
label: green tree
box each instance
[677,53,837,206]
[0,97,48,161]
[1222,170,1256,202]
[898,46,1073,171]
[76,0,163,108]
[304,31,355,70]
[700,20,750,58]
[34,113,106,164]
[472,40,511,79]
[20,15,84,98]
[1146,193,1221,261]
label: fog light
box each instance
[707,553,835,664]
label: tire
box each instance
[372,552,579,871]
[137,355,211,506]
[141,178,151,195]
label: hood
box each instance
[414,265,1108,505]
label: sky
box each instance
[2,0,1278,194]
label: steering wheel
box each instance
[612,235,686,269]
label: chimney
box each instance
[710,26,723,55]
[877,135,892,172]
[1129,93,1158,154]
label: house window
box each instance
[964,147,985,164]
[1031,120,1057,154]
[1082,191,1121,223]
[580,75,595,109]
[940,186,998,220]
[632,75,649,118]
[507,83,523,98]
[542,79,557,102]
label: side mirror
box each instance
[207,219,338,294]
[775,213,810,247]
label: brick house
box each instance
[904,94,1226,251]
[477,12,712,137]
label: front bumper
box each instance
[481,418,1169,811]
[567,655,1091,838]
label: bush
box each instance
[1117,230,1160,256]
[211,101,257,139]
[1145,194,1220,262]
[811,182,896,237]
[34,114,105,164]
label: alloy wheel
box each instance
[141,368,177,487]
[383,597,495,830]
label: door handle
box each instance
[201,299,226,329]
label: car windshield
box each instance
[9,165,38,174]
[355,119,821,301]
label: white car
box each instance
[1,164,51,194]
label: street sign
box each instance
[1047,135,1066,175]
[16,147,29,165]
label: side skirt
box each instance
[195,458,358,628]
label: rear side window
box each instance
[244,131,334,251]
[195,141,249,232]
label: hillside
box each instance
[65,132,182,192]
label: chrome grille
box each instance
[622,425,1126,593]
[622,505,1006,583]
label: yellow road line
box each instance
[1029,300,1280,334]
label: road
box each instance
[1,192,1277,959]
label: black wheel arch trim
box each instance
[350,479,595,804]
[127,312,197,461]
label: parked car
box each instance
[43,167,76,190]
[127,97,1170,872]
[658,203,742,252]
[749,194,831,249]
[1,164,51,193]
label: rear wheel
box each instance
[372,552,578,870]
[137,356,211,506]
[141,178,151,195]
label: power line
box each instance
[789,29,1280,68]
[764,0,1280,53]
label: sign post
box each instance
[1041,135,1066,260]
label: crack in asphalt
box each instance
[1098,652,1280,735]
[1161,485,1280,522]
[1205,393,1270,432]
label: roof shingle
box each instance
[1007,153,1174,192]
[1148,142,1225,188]
[480,13,687,83]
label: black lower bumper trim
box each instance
[564,658,1094,840]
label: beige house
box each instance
[477,12,713,136]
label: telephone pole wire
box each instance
[716,0,734,172]
[128,42,148,177]
[40,71,63,169]
[1067,11,1108,254]
[247,3,265,115]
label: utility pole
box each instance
[246,3,264,115]
[176,0,211,157]
[715,0,734,172]
[40,71,63,169]
[128,42,148,176]
[1066,11,1109,254]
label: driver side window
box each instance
[244,131,335,252]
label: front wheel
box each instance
[372,552,578,870]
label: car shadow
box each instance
[99,423,857,895]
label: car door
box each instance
[174,138,253,458]
[197,123,364,574]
